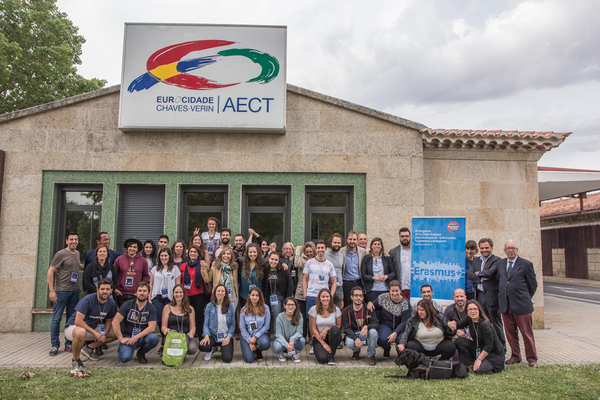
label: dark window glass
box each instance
[310,213,345,244]
[249,212,285,249]
[186,192,225,207]
[247,193,286,207]
[309,193,347,208]
[66,210,101,259]
[65,191,103,206]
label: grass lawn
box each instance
[1,364,599,399]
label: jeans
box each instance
[305,296,317,320]
[151,296,171,338]
[240,334,271,363]
[118,333,160,362]
[268,294,285,335]
[50,290,79,348]
[377,324,402,354]
[344,328,378,357]
[273,337,306,354]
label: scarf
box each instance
[221,262,232,289]
[183,258,202,289]
[90,260,112,287]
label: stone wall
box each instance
[552,248,566,277]
[587,248,600,280]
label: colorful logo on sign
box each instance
[128,40,280,93]
[447,221,460,233]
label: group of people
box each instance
[47,221,538,373]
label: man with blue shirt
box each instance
[64,278,118,370]
[84,232,120,267]
[341,230,367,308]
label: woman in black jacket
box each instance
[263,252,293,335]
[398,299,456,360]
[449,299,505,374]
[83,244,118,294]
[360,237,395,303]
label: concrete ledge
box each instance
[544,276,600,287]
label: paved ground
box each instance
[2,280,599,369]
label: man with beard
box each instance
[341,230,367,308]
[444,289,469,338]
[357,233,369,251]
[111,282,159,364]
[232,234,246,259]
[467,238,506,350]
[113,238,149,307]
[213,228,232,260]
[325,233,345,308]
[389,227,412,299]
[64,278,118,370]
[84,231,120,267]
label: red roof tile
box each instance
[540,192,600,218]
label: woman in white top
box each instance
[309,288,342,365]
[149,247,181,355]
[199,217,221,262]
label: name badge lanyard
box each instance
[98,299,108,335]
[161,270,169,298]
[133,302,147,336]
[474,321,481,358]
[269,271,278,305]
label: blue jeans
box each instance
[50,290,79,348]
[151,296,171,338]
[377,324,402,353]
[344,328,379,357]
[268,294,285,335]
[118,333,160,362]
[240,334,271,363]
[305,296,317,321]
[273,337,305,354]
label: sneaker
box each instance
[136,351,147,364]
[64,344,72,352]
[157,346,163,356]
[292,354,301,363]
[337,344,343,349]
[203,351,213,361]
[71,359,85,371]
[383,348,390,358]
[309,347,314,355]
[278,353,286,362]
[369,356,376,365]
[81,345,100,361]
[256,350,264,362]
[328,355,337,365]
[95,346,104,357]
[352,351,360,360]
[49,347,59,356]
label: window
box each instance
[242,186,291,250]
[305,186,354,244]
[54,185,103,262]
[117,185,165,254]
[180,186,228,244]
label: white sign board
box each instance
[119,24,286,132]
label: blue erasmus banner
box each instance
[411,217,466,308]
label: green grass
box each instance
[1,364,599,399]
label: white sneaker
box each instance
[292,354,301,363]
[278,353,286,362]
[203,351,212,361]
[309,347,314,355]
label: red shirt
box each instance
[180,262,204,296]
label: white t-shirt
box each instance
[308,306,341,333]
[217,311,228,341]
[303,258,336,298]
[150,266,181,300]
[400,247,411,290]
[201,232,221,261]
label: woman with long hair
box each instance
[260,238,272,261]
[83,244,117,294]
[239,243,265,310]
[198,284,235,363]
[273,297,305,363]
[180,244,209,337]
[360,237,395,303]
[200,217,221,262]
[170,240,187,268]
[142,239,158,270]
[294,241,315,338]
[239,287,271,363]
[449,299,505,374]
[264,252,293,335]
[398,299,456,360]
[150,247,181,355]
[161,284,198,357]
[206,248,240,312]
[189,233,213,302]
[309,288,342,365]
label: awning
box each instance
[538,167,600,201]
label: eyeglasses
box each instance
[505,247,517,251]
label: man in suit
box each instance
[389,227,412,299]
[341,230,367,307]
[467,238,506,350]
[496,240,538,367]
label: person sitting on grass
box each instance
[161,284,198,359]
[198,284,236,363]
[309,288,342,365]
[111,282,159,364]
[239,287,271,363]
[64,278,118,370]
[342,286,379,365]
[449,299,505,374]
[273,297,305,363]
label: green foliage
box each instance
[0,0,106,114]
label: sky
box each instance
[56,0,600,169]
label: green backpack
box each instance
[162,331,188,366]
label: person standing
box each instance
[213,228,231,260]
[83,231,120,267]
[170,240,187,269]
[142,239,158,271]
[361,238,395,303]
[83,244,118,294]
[341,231,367,310]
[263,252,293,334]
[389,227,412,299]
[180,244,209,337]
[325,233,345,308]
[465,240,477,300]
[303,240,337,316]
[200,217,221,262]
[206,248,240,312]
[294,241,315,339]
[48,231,81,356]
[113,237,149,307]
[281,243,296,289]
[357,233,368,251]
[342,287,379,365]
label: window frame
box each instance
[304,186,354,244]
[241,185,291,246]
[179,185,229,243]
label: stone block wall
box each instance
[587,248,600,280]
[552,248,566,277]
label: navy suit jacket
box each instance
[491,256,537,315]
[467,254,501,309]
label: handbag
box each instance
[162,331,188,366]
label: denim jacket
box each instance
[203,302,236,338]
[240,304,271,343]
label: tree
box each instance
[0,0,106,114]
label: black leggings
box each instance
[455,337,498,374]
[188,294,206,337]
[313,326,342,364]
[198,336,234,363]
[405,339,456,360]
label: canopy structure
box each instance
[538,167,600,201]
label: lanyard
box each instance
[134,301,147,330]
